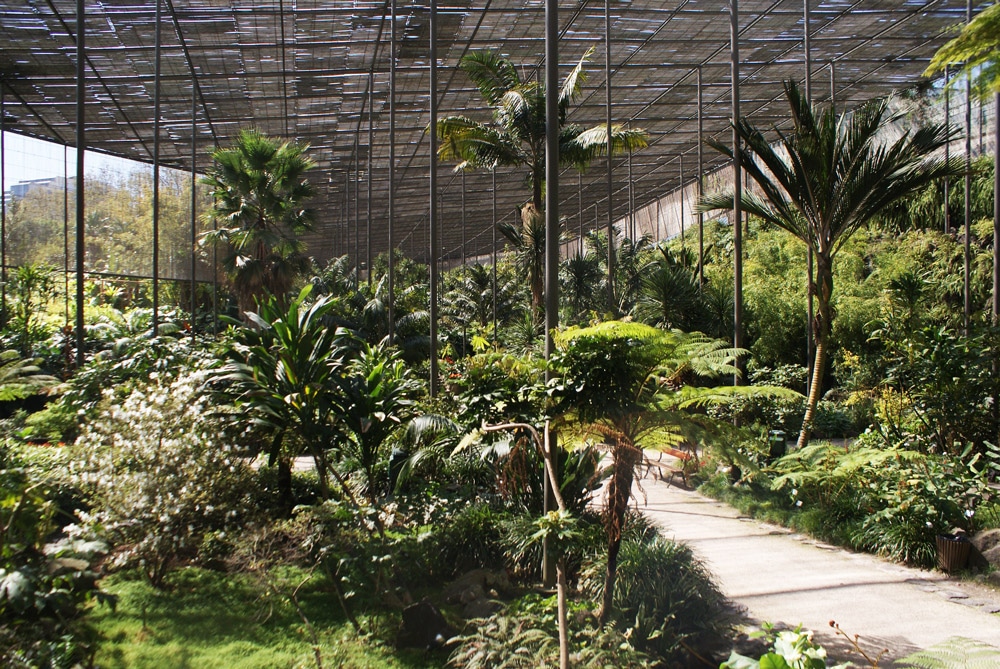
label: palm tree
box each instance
[436,49,648,316]
[699,81,963,449]
[201,128,316,317]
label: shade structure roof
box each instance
[0,0,974,272]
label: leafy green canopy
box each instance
[924,3,1000,99]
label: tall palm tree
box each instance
[436,49,648,316]
[201,128,316,317]
[699,81,963,449]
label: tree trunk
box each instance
[797,255,833,450]
[598,440,639,625]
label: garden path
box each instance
[638,465,1000,666]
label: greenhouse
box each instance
[1,0,999,666]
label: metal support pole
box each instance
[579,172,584,254]
[697,67,704,287]
[945,65,951,234]
[804,2,814,390]
[629,151,635,240]
[803,0,811,102]
[492,169,498,343]
[388,0,397,341]
[75,0,86,367]
[605,0,615,312]
[542,0,560,591]
[731,0,743,384]
[964,0,972,331]
[64,146,70,324]
[354,136,360,283]
[152,0,161,336]
[0,86,5,327]
[829,61,836,112]
[429,0,439,397]
[679,157,685,252]
[993,90,999,324]
[190,83,197,337]
[367,74,374,286]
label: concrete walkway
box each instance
[637,471,1000,666]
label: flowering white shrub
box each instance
[72,371,253,587]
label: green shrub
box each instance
[447,596,653,668]
[72,372,255,587]
[580,534,728,663]
[429,500,509,578]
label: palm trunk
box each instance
[598,439,639,625]
[797,256,833,450]
[556,558,569,669]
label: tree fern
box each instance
[898,637,1000,668]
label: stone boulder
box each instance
[971,529,1000,569]
[396,600,456,649]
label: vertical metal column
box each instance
[963,0,972,330]
[0,87,5,326]
[804,0,814,390]
[578,172,584,254]
[679,157,685,251]
[388,0,397,341]
[731,0,743,383]
[994,91,999,324]
[354,136,360,284]
[367,75,374,286]
[75,0,86,367]
[491,169,498,343]
[152,0,161,336]
[605,0,615,311]
[628,151,635,240]
[697,67,704,287]
[542,0,560,591]
[190,84,197,337]
[64,146,70,323]
[945,65,951,234]
[829,61,836,111]
[803,0,811,101]
[429,0,439,397]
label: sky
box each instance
[2,132,142,187]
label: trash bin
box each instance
[768,430,787,460]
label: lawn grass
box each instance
[91,567,448,669]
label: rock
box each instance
[443,568,512,604]
[982,545,1000,568]
[462,597,503,619]
[396,600,456,649]
[971,529,1000,555]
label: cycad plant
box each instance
[436,49,648,316]
[217,285,350,508]
[201,128,316,316]
[699,81,962,449]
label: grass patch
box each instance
[91,567,445,669]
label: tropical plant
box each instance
[924,3,1000,98]
[201,128,316,316]
[5,262,58,356]
[217,286,351,507]
[580,535,726,664]
[633,246,706,331]
[0,350,57,403]
[560,250,604,325]
[435,49,648,315]
[551,321,794,623]
[337,338,420,507]
[699,81,962,449]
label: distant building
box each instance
[6,176,76,202]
